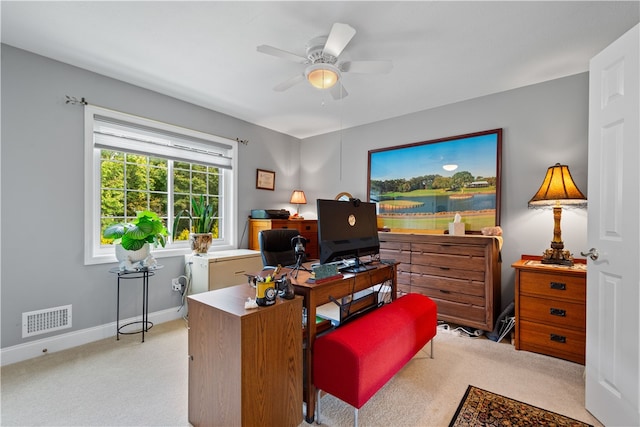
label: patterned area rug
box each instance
[449,385,593,427]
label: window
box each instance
[84,105,238,264]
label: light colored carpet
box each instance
[1,320,602,427]
[1,320,189,427]
[309,328,601,427]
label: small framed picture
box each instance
[256,168,275,190]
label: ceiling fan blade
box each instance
[273,74,305,92]
[257,45,308,64]
[330,82,349,100]
[323,23,356,58]
[341,60,393,74]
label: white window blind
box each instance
[92,114,234,169]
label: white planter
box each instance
[115,243,151,263]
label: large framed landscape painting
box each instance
[368,129,502,233]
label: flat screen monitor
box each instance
[316,198,380,272]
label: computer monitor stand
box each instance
[342,257,375,274]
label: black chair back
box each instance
[258,229,301,267]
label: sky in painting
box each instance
[369,132,499,181]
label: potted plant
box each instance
[173,195,216,254]
[103,210,169,264]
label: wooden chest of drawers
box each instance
[513,257,587,364]
[378,233,501,331]
[249,219,318,260]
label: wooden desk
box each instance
[289,262,398,423]
[187,284,303,427]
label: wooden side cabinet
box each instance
[249,218,318,260]
[513,256,587,364]
[187,285,303,427]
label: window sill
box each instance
[85,244,238,266]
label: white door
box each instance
[585,24,639,427]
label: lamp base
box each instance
[540,246,574,266]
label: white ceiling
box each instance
[2,1,638,139]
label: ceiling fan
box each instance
[257,23,393,99]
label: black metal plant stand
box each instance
[110,266,162,342]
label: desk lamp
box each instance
[528,163,586,266]
[290,190,307,219]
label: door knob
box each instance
[580,248,599,261]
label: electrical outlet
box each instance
[171,278,183,292]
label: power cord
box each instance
[179,258,194,325]
[437,323,484,338]
[239,217,250,248]
[453,326,484,337]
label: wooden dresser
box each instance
[248,218,318,260]
[512,256,586,364]
[378,233,501,331]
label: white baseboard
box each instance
[1,306,185,366]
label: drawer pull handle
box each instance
[550,308,566,317]
[550,282,566,290]
[439,267,450,270]
[550,334,566,343]
[439,289,451,294]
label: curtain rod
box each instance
[65,95,249,145]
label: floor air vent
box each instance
[22,305,72,338]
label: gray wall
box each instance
[1,44,589,350]
[300,73,589,308]
[0,45,301,348]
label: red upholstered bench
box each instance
[313,293,437,426]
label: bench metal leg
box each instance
[316,388,359,427]
[316,388,321,425]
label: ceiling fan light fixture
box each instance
[306,64,340,89]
